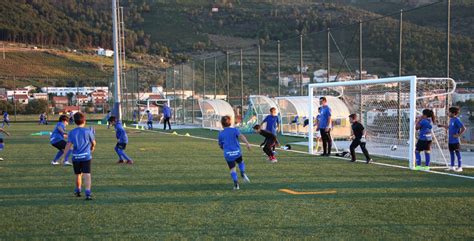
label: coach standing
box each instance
[162,103,172,130]
[317,97,332,156]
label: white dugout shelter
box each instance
[199,99,235,130]
[275,96,351,138]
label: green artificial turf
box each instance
[1,123,473,240]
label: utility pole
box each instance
[277,40,281,96]
[327,28,331,83]
[258,45,261,95]
[300,34,303,95]
[240,49,244,118]
[226,51,230,102]
[112,0,122,120]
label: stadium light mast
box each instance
[112,0,122,120]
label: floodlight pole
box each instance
[214,56,217,99]
[327,28,331,82]
[112,0,122,120]
[446,0,451,124]
[203,59,206,100]
[359,21,363,124]
[226,51,230,102]
[181,63,185,124]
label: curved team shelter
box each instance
[275,96,351,138]
[199,99,235,130]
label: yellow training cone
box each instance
[135,124,139,129]
[98,121,102,125]
[123,123,127,128]
[185,133,190,137]
[141,125,145,130]
[172,131,178,135]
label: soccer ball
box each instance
[281,144,292,150]
[390,145,398,151]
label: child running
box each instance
[261,107,280,153]
[0,127,11,161]
[108,116,133,164]
[218,115,251,190]
[415,109,435,170]
[63,112,96,200]
[438,107,466,172]
[348,113,372,164]
[50,115,72,166]
[253,124,278,163]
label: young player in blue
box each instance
[146,110,153,129]
[63,112,96,200]
[68,111,74,124]
[108,116,134,164]
[218,115,251,190]
[50,115,72,166]
[438,107,466,172]
[415,109,435,170]
[317,97,332,156]
[39,113,45,125]
[2,111,10,128]
[261,107,280,153]
[0,127,11,161]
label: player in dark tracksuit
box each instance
[348,113,372,164]
[253,124,278,163]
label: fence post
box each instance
[277,40,281,96]
[203,59,206,100]
[359,21,363,124]
[226,51,230,102]
[181,63,185,124]
[397,9,403,140]
[258,45,261,95]
[240,49,244,120]
[300,34,303,95]
[192,62,195,124]
[214,56,217,99]
[327,28,331,83]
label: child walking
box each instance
[218,115,251,190]
[108,116,134,164]
[253,124,278,163]
[348,113,372,164]
[146,110,153,130]
[63,112,96,200]
[438,107,466,172]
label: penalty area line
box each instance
[279,189,337,195]
[136,128,474,181]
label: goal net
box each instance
[308,76,456,170]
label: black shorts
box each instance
[416,140,432,151]
[116,143,127,150]
[147,121,153,124]
[448,143,460,152]
[73,160,91,174]
[52,140,67,150]
[226,156,243,169]
[0,138,3,144]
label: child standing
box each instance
[146,110,153,130]
[218,115,251,190]
[63,112,96,200]
[0,127,11,161]
[253,124,278,163]
[108,116,133,164]
[415,109,435,170]
[50,115,72,166]
[438,107,466,172]
[2,111,10,128]
[348,113,372,164]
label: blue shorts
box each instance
[226,156,243,169]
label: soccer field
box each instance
[1,123,473,240]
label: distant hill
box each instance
[0,0,472,81]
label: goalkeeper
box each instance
[348,113,372,164]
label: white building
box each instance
[32,93,48,101]
[97,48,114,57]
[41,87,108,96]
[7,88,29,99]
[453,89,474,103]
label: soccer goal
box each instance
[136,99,170,127]
[308,76,456,170]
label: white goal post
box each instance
[308,76,456,170]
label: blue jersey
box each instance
[218,127,242,162]
[448,117,464,144]
[418,118,432,141]
[318,105,332,129]
[262,115,279,135]
[50,122,66,144]
[147,112,153,121]
[163,106,172,118]
[115,122,128,144]
[3,112,8,121]
[68,127,95,162]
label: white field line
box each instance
[133,127,474,180]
